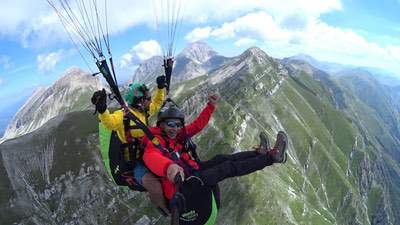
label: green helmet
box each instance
[124,83,149,106]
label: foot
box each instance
[257,132,270,155]
[268,131,288,163]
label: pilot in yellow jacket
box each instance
[91,76,168,214]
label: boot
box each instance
[257,132,270,155]
[268,131,288,163]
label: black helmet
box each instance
[157,102,185,125]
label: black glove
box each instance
[91,89,107,113]
[156,75,167,89]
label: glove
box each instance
[156,75,167,89]
[207,91,220,105]
[91,89,107,113]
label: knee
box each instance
[142,173,161,190]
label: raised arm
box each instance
[91,89,124,131]
[148,87,166,116]
[98,109,124,131]
[183,92,219,137]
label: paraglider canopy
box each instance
[47,0,185,96]
[152,0,186,94]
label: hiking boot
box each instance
[257,132,270,155]
[268,131,288,163]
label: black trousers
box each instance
[175,151,273,225]
[195,151,274,186]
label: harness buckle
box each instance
[171,151,181,161]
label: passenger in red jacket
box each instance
[142,92,288,201]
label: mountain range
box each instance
[129,42,229,86]
[1,42,400,225]
[286,54,400,87]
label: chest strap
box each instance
[162,135,195,175]
[123,115,145,168]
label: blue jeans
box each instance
[134,161,149,186]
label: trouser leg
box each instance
[196,151,274,186]
[199,151,260,169]
[142,173,169,215]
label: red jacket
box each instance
[142,102,216,199]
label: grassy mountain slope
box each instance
[1,48,399,225]
[0,111,167,225]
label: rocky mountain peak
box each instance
[282,58,316,76]
[240,47,270,61]
[179,41,217,64]
[54,67,98,88]
[130,56,164,85]
[209,47,277,85]
[2,67,102,141]
[130,42,228,85]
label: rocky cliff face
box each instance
[0,111,160,225]
[129,56,165,87]
[1,68,102,142]
[1,46,399,225]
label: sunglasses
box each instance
[164,120,183,128]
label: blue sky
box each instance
[0,0,399,111]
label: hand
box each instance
[167,164,184,183]
[207,91,220,105]
[156,75,167,89]
[91,89,107,113]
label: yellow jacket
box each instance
[98,88,165,143]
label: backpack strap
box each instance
[159,134,195,175]
[182,136,200,163]
[123,116,138,166]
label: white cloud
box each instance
[2,0,399,75]
[185,27,212,42]
[0,0,342,48]
[0,78,3,85]
[0,56,11,69]
[211,12,289,42]
[0,0,46,34]
[386,45,400,61]
[37,50,65,72]
[181,0,341,24]
[235,37,257,47]
[120,40,162,68]
[185,7,400,75]
[185,11,290,44]
[8,64,35,75]
[292,21,400,72]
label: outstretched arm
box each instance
[183,92,219,137]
